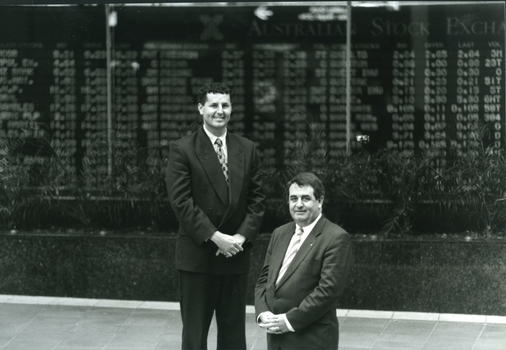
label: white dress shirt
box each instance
[203,125,228,162]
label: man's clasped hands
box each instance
[210,231,246,257]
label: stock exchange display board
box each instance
[352,3,505,168]
[0,3,504,182]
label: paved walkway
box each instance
[0,295,505,350]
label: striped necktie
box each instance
[215,138,228,184]
[276,225,304,286]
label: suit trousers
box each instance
[178,270,248,350]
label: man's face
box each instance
[198,93,232,136]
[288,183,323,227]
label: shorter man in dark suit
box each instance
[255,172,353,350]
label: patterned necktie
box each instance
[276,226,304,286]
[215,138,228,184]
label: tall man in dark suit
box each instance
[166,82,265,350]
[255,172,353,350]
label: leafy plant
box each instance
[0,134,73,229]
[75,139,173,231]
[444,132,506,235]
[2,120,505,236]
[260,121,506,236]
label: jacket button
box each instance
[203,189,208,193]
[208,208,212,213]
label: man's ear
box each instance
[198,103,203,114]
[318,197,324,208]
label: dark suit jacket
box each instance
[166,127,265,274]
[255,216,353,350]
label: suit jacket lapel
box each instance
[276,217,327,289]
[271,223,296,286]
[195,128,229,206]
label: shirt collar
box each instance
[203,125,227,147]
[298,213,322,235]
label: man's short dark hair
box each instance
[286,172,325,201]
[198,82,232,105]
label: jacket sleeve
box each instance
[286,232,353,331]
[254,229,276,318]
[237,143,265,246]
[166,142,216,245]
